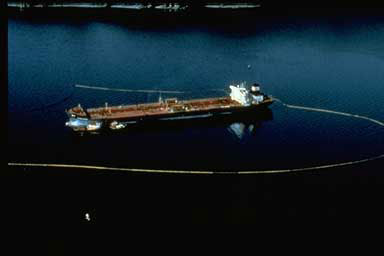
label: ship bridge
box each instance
[229,82,264,106]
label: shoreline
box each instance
[7,2,261,11]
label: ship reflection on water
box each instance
[228,123,248,140]
[227,110,271,140]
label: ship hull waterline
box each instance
[67,98,274,133]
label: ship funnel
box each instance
[251,83,261,92]
[251,85,260,92]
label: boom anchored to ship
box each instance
[65,82,274,132]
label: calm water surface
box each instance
[8,11,384,171]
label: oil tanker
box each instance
[65,82,274,132]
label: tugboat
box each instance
[65,115,102,132]
[65,82,274,132]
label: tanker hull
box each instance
[65,83,274,132]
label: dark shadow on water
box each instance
[58,108,274,170]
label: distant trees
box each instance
[10,0,262,8]
[11,0,261,4]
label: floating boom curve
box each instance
[9,97,384,174]
[75,84,186,94]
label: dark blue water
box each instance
[7,10,384,233]
[8,11,384,171]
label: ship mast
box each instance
[158,91,163,104]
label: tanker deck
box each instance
[65,82,274,132]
